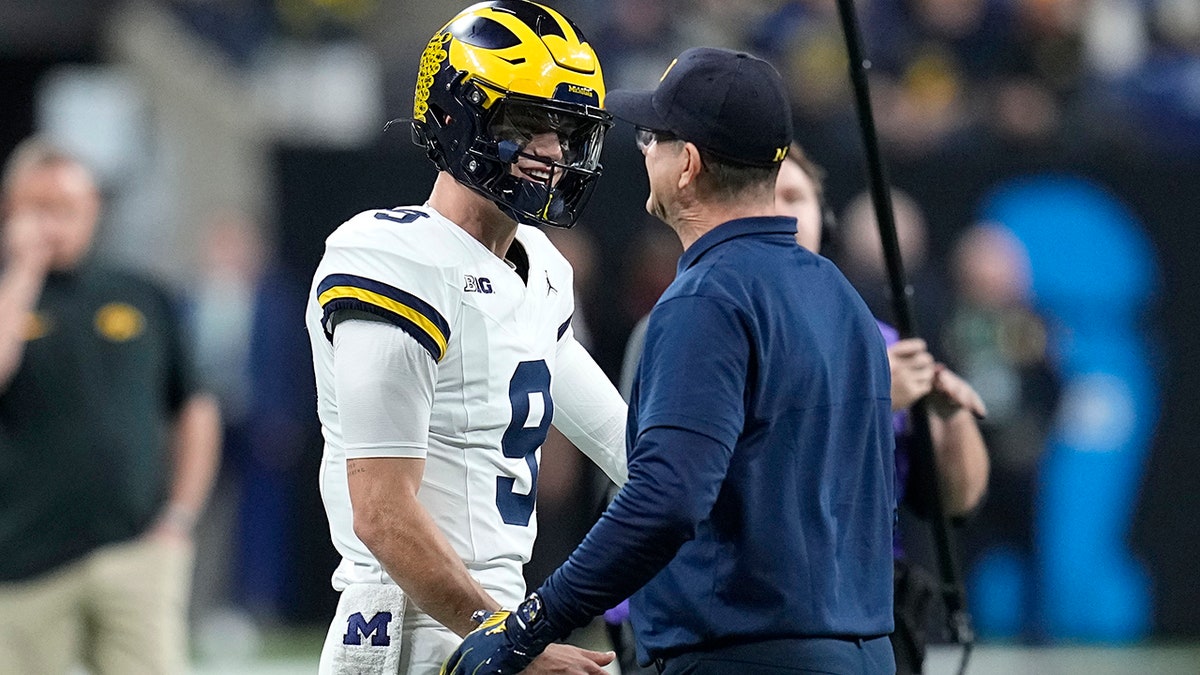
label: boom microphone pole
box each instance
[831,1,975,673]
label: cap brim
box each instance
[604,90,668,130]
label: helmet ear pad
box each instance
[414,69,509,192]
[413,69,480,173]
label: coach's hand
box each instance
[527,644,613,674]
[441,594,562,675]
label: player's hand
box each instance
[888,338,935,411]
[929,365,988,420]
[525,644,614,674]
[441,594,560,675]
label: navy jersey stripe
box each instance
[317,273,451,339]
[322,297,444,362]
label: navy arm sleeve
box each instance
[536,294,749,631]
[538,425,732,628]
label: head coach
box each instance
[444,47,898,675]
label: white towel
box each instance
[319,583,407,675]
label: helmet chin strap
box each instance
[495,172,564,226]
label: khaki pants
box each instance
[0,536,194,675]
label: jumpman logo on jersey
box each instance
[545,271,557,296]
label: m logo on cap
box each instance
[607,47,793,168]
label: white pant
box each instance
[318,583,459,675]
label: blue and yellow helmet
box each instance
[411,0,612,228]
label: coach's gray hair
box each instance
[1,137,86,194]
[694,149,780,203]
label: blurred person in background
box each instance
[778,149,988,674]
[189,210,319,646]
[941,223,1058,642]
[187,210,264,653]
[305,2,626,673]
[838,188,951,354]
[0,136,221,674]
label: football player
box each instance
[305,2,626,674]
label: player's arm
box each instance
[551,333,628,487]
[334,318,498,637]
[348,457,499,635]
[927,365,990,516]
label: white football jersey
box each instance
[306,204,582,600]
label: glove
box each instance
[441,593,560,675]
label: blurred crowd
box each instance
[163,0,1200,159]
[0,0,1187,666]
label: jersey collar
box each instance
[677,215,798,273]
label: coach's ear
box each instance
[678,142,703,191]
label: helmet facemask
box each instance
[415,75,611,228]
[478,94,609,227]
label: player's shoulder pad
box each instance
[316,206,464,359]
[326,206,464,268]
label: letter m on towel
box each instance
[343,611,392,646]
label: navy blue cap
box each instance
[606,47,793,167]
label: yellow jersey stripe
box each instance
[319,285,448,360]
